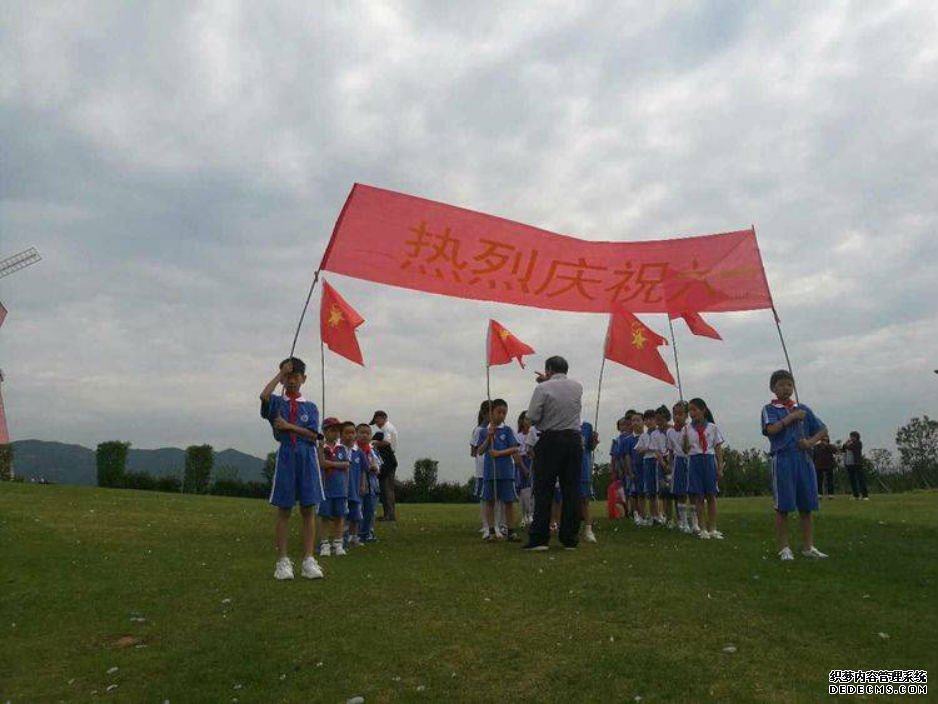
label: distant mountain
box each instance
[8,440,268,485]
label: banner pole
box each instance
[771,305,799,405]
[289,269,321,358]
[484,324,496,533]
[667,315,684,401]
[320,335,326,420]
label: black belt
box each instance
[540,429,581,436]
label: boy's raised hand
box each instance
[788,409,807,421]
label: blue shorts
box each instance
[481,478,517,503]
[474,478,484,500]
[640,458,658,496]
[580,481,594,500]
[318,497,348,518]
[772,450,819,513]
[688,454,719,496]
[671,456,689,497]
[269,443,324,509]
[347,500,362,523]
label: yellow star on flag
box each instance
[499,328,511,340]
[631,324,646,349]
[328,305,345,327]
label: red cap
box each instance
[322,417,341,430]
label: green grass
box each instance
[2,485,936,703]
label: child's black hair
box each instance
[850,430,861,440]
[280,356,306,376]
[356,422,371,430]
[770,368,794,390]
[492,398,508,410]
[624,408,638,419]
[477,400,491,426]
[517,411,528,432]
[688,397,715,424]
[616,416,629,428]
[642,409,656,420]
[340,421,356,432]
[655,404,672,421]
[672,400,689,414]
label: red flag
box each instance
[320,280,365,366]
[320,184,774,314]
[669,311,722,340]
[604,310,675,385]
[487,319,535,368]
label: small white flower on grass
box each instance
[707,593,712,599]
[483,597,491,602]
[279,674,286,681]
[878,632,890,639]
[722,645,737,654]
[107,667,119,675]
[347,697,365,704]
[106,684,119,692]
[68,679,75,685]
[416,685,426,692]
[316,662,324,668]
[392,676,401,682]
[863,594,871,599]
[609,636,615,643]
[233,683,243,690]
[221,598,232,604]
[634,696,643,702]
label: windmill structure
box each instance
[0,248,43,472]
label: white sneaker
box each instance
[710,530,724,540]
[301,556,324,579]
[642,517,654,527]
[779,546,795,561]
[699,530,711,540]
[680,523,691,534]
[584,525,598,543]
[333,541,347,556]
[274,557,294,580]
[349,535,360,546]
[802,546,828,559]
[320,541,331,557]
[633,514,643,526]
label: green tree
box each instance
[184,444,214,494]
[214,464,240,482]
[96,441,130,488]
[0,444,12,481]
[262,452,276,488]
[413,458,439,492]
[896,416,938,488]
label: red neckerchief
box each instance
[356,440,372,456]
[771,398,796,410]
[285,391,301,445]
[693,420,708,453]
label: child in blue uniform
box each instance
[318,417,351,556]
[579,421,599,543]
[341,422,365,548]
[667,401,696,533]
[259,357,324,581]
[356,423,381,543]
[635,409,661,526]
[478,398,521,542]
[653,406,675,528]
[762,369,829,560]
[471,401,491,537]
[516,412,535,527]
[623,411,644,525]
[682,398,725,539]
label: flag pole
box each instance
[289,269,321,358]
[320,334,326,420]
[484,322,496,532]
[666,315,685,401]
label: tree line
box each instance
[2,416,934,502]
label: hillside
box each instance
[8,440,267,485]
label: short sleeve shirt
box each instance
[761,403,823,454]
[683,422,725,456]
[667,427,687,458]
[483,424,519,481]
[262,394,319,445]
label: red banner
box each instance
[320,184,774,314]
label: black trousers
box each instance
[816,467,834,496]
[846,466,868,498]
[530,429,582,547]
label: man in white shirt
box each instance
[371,410,399,521]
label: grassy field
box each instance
[2,485,936,703]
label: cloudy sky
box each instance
[2,1,935,481]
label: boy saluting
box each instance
[260,357,325,580]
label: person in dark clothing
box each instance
[812,434,837,499]
[842,431,869,500]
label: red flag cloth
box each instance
[320,184,774,314]
[320,280,365,366]
[487,319,535,368]
[604,309,675,385]
[669,311,722,340]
